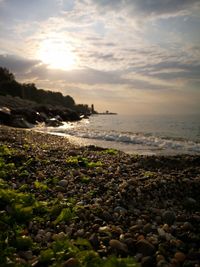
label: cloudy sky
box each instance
[0,0,200,114]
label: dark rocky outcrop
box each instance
[0,104,81,129]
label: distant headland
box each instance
[0,67,116,129]
[97,110,118,115]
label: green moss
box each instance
[39,248,54,263]
[34,180,48,191]
[143,171,156,178]
[54,208,76,225]
[66,156,103,168]
[0,145,14,156]
[102,149,118,155]
[80,176,91,184]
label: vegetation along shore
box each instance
[0,125,200,267]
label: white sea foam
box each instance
[36,123,200,154]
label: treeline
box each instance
[0,67,93,114]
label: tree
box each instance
[0,67,15,82]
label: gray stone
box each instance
[58,180,68,187]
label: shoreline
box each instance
[0,125,200,267]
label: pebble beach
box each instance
[0,126,200,267]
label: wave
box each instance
[36,124,200,154]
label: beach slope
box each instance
[0,126,200,267]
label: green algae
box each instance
[66,156,103,168]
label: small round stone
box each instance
[174,252,186,263]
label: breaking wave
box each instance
[36,123,200,154]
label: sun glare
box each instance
[38,40,76,70]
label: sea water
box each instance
[36,114,200,155]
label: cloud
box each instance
[0,0,62,22]
[91,0,200,18]
[0,54,40,73]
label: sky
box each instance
[0,0,200,115]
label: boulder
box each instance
[46,118,63,127]
[0,106,11,125]
[10,116,34,128]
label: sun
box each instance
[38,39,76,70]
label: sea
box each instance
[35,114,200,155]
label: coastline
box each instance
[0,125,200,267]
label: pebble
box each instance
[174,251,186,263]
[130,225,141,232]
[141,256,154,267]
[58,180,68,187]
[156,260,169,267]
[162,211,176,225]
[109,239,128,254]
[62,257,79,267]
[136,239,156,256]
[143,223,152,233]
[89,233,99,249]
[184,197,197,209]
[182,222,193,231]
[114,206,127,214]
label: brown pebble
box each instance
[109,239,128,253]
[137,235,145,241]
[174,252,186,262]
[156,254,165,263]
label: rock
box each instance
[156,255,165,263]
[62,257,79,267]
[182,222,193,231]
[11,108,41,124]
[46,118,63,127]
[114,206,127,214]
[19,250,33,260]
[174,252,186,263]
[158,228,166,238]
[143,223,152,233]
[183,260,199,267]
[0,106,11,125]
[109,239,128,254]
[130,225,141,232]
[123,238,136,253]
[76,229,85,237]
[136,239,155,256]
[141,256,154,267]
[184,197,197,210]
[162,210,176,225]
[58,180,68,187]
[156,260,169,267]
[89,233,99,249]
[10,116,34,128]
